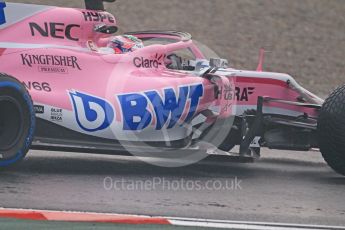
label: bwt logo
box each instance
[0,2,6,25]
[69,84,204,133]
[118,84,204,131]
[70,91,115,132]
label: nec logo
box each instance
[0,2,6,25]
[29,22,80,41]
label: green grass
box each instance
[0,218,213,230]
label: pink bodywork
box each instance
[0,3,322,142]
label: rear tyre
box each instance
[0,74,35,168]
[318,84,345,176]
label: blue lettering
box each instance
[146,86,189,130]
[118,93,152,131]
[0,2,6,25]
[70,91,114,132]
[185,84,204,122]
[118,84,204,131]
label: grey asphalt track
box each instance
[1,149,345,227]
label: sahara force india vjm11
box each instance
[1,0,345,175]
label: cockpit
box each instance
[90,30,229,71]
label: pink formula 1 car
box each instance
[0,0,344,174]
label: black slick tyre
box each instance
[0,74,35,168]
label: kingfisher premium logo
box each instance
[20,54,82,73]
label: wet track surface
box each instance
[1,149,345,227]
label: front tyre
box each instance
[0,74,35,168]
[318,84,345,176]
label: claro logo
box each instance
[133,54,166,69]
[29,22,80,41]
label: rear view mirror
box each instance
[210,58,229,69]
[94,24,118,34]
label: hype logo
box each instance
[0,2,6,25]
[69,91,114,132]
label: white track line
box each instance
[167,217,345,230]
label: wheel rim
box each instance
[0,96,24,155]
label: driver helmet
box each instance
[107,35,144,54]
